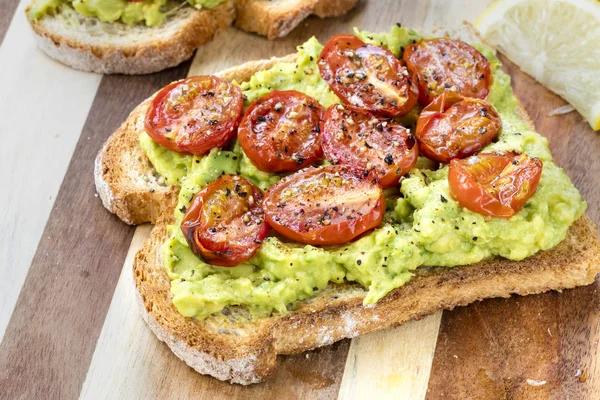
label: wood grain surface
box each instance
[0,1,598,399]
[0,0,102,342]
[0,0,19,44]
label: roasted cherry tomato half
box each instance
[238,90,323,172]
[145,76,243,155]
[448,152,543,218]
[181,175,269,266]
[403,38,492,106]
[318,34,418,117]
[416,92,501,164]
[263,165,385,245]
[321,104,418,188]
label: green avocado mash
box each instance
[28,0,224,27]
[139,26,586,319]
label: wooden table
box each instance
[1,0,599,398]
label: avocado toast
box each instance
[95,24,600,383]
[25,0,356,74]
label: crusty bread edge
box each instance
[234,0,357,40]
[134,217,600,384]
[26,0,236,75]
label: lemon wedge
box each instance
[475,0,600,130]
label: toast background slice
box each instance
[26,0,236,75]
[94,25,600,384]
[234,0,357,39]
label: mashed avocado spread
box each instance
[28,0,224,27]
[139,26,586,319]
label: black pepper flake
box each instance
[257,115,266,122]
[473,237,478,241]
[356,259,362,265]
[313,287,318,291]
[384,154,394,165]
[440,195,448,203]
[179,205,187,214]
[209,227,217,233]
[364,142,373,149]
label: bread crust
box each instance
[234,0,357,39]
[95,24,600,384]
[134,217,600,384]
[26,1,236,75]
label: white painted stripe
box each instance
[0,0,102,342]
[337,312,442,400]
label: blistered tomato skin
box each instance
[145,76,244,155]
[448,152,543,218]
[181,175,269,267]
[321,104,418,187]
[263,165,385,245]
[403,38,492,106]
[416,92,501,164]
[238,90,324,173]
[318,34,418,117]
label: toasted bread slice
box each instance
[94,25,600,384]
[26,1,236,75]
[133,217,600,384]
[234,0,357,39]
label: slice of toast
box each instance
[26,1,236,75]
[94,26,600,384]
[234,0,357,39]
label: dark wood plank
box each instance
[0,0,20,45]
[427,57,600,399]
[0,62,190,400]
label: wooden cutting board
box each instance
[1,1,598,399]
